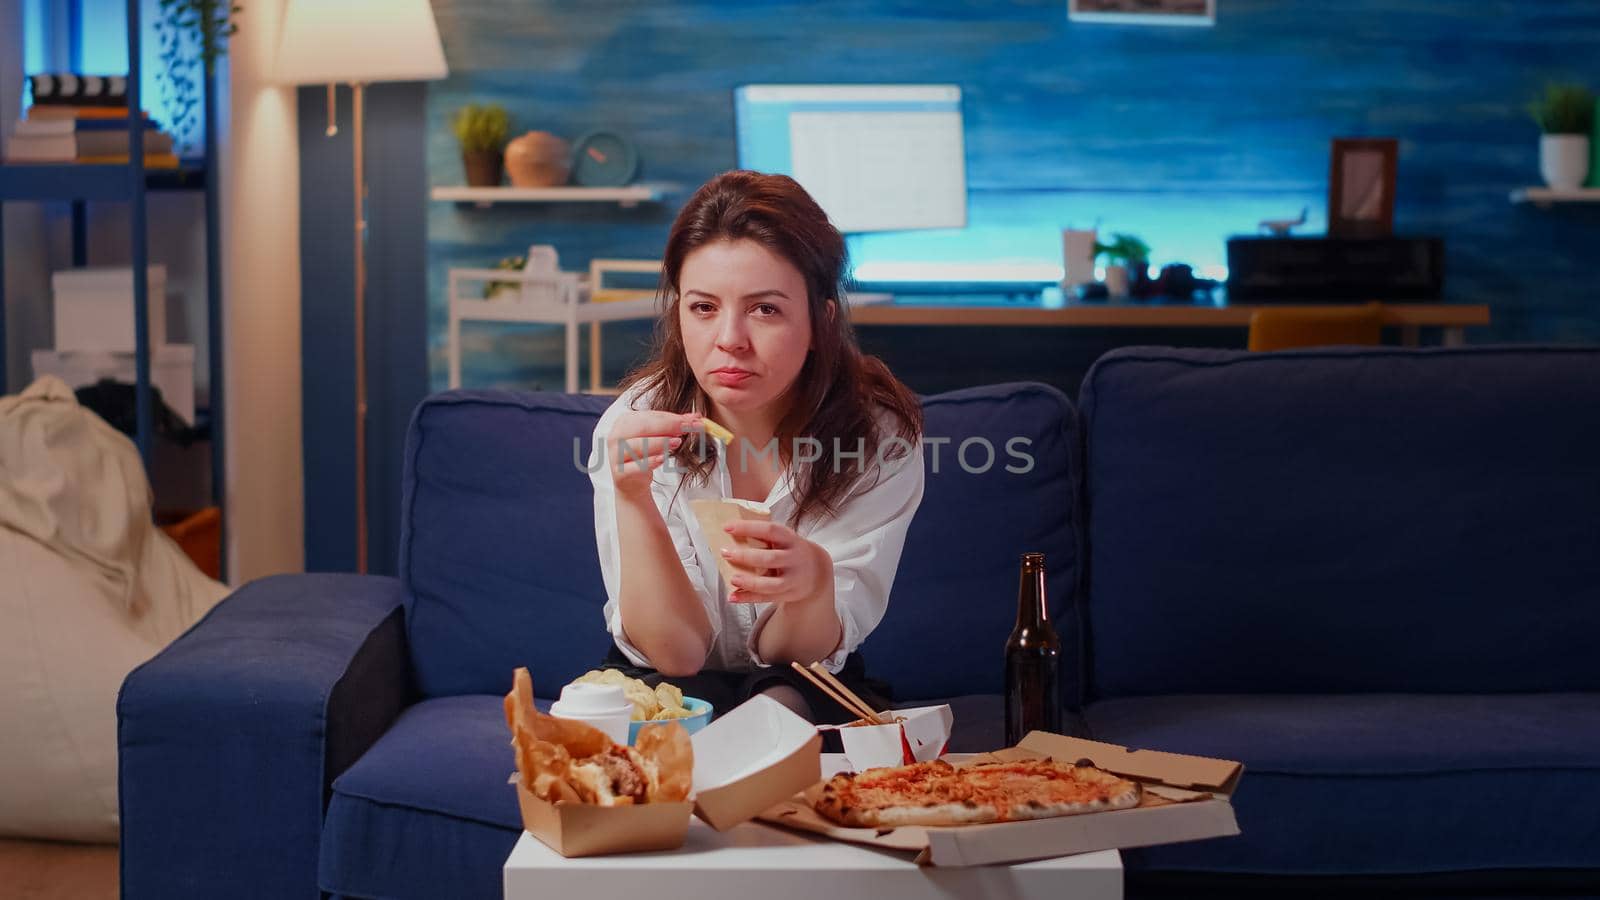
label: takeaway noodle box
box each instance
[820,704,954,770]
[514,694,822,857]
[759,730,1244,867]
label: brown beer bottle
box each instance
[1005,552,1062,746]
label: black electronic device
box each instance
[1226,236,1444,303]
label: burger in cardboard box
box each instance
[505,668,820,857]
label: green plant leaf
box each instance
[1093,232,1151,264]
[154,0,239,155]
[453,103,512,152]
[1529,82,1596,135]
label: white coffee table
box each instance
[503,755,1123,900]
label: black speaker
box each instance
[1226,236,1444,303]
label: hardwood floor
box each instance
[0,839,118,900]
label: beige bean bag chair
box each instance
[0,376,227,842]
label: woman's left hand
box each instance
[720,520,832,605]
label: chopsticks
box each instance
[789,661,882,724]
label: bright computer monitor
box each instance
[734,84,967,234]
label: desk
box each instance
[450,271,1491,393]
[849,301,1490,347]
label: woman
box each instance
[589,170,924,723]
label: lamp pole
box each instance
[352,81,369,574]
[276,0,448,575]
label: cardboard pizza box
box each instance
[819,704,955,770]
[757,730,1243,867]
[516,694,822,857]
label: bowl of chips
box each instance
[631,696,712,744]
[568,669,714,743]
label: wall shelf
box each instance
[430,183,674,207]
[1509,186,1600,206]
[0,162,209,201]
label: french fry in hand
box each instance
[700,417,734,445]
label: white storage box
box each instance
[52,266,167,352]
[31,345,195,426]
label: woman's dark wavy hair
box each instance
[619,169,923,527]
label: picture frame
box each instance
[1068,0,1216,27]
[1327,138,1399,238]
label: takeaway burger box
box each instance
[513,694,821,857]
[760,730,1244,867]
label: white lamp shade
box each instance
[276,0,448,85]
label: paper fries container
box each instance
[690,693,823,830]
[515,787,691,858]
[825,704,954,770]
[515,694,821,857]
[759,730,1243,867]
[689,498,772,584]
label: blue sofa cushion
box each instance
[402,383,1079,704]
[1085,693,1600,874]
[401,390,611,698]
[1079,346,1600,698]
[929,694,1005,753]
[929,694,1089,753]
[320,695,523,900]
[863,383,1079,701]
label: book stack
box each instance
[31,265,196,425]
[4,73,178,167]
[30,73,130,107]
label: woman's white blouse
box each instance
[589,383,924,674]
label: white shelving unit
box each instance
[431,184,674,208]
[447,266,661,393]
[1509,187,1600,206]
[447,258,897,395]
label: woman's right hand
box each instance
[606,409,701,499]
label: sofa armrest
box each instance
[118,573,411,900]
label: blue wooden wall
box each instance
[304,0,1600,572]
[423,0,1600,393]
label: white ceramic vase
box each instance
[1103,264,1129,296]
[505,131,572,188]
[1061,229,1098,288]
[1540,134,1590,191]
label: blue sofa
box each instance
[118,346,1600,898]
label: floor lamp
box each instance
[276,0,448,573]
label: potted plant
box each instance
[1528,83,1595,191]
[1094,233,1150,297]
[483,255,526,301]
[155,0,241,156]
[454,104,510,187]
